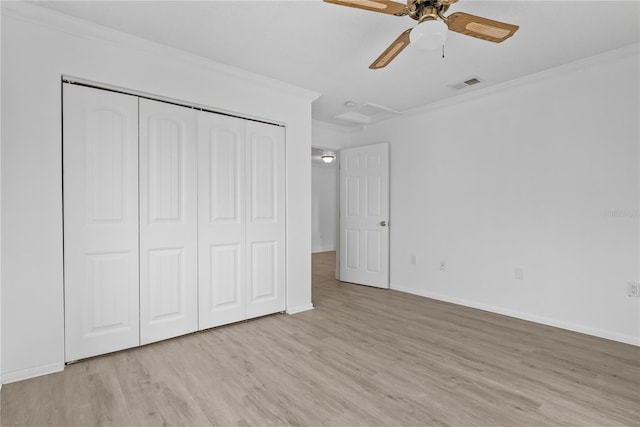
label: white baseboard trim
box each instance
[312,246,336,254]
[391,285,640,347]
[286,303,314,315]
[1,362,65,384]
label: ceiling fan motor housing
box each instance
[409,0,453,22]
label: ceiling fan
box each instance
[325,0,519,69]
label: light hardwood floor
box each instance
[1,251,639,426]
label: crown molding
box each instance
[344,42,639,134]
[399,42,640,121]
[1,1,320,102]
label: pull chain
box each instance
[442,44,445,58]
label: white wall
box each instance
[1,3,317,383]
[312,163,338,253]
[312,120,350,150]
[349,46,640,345]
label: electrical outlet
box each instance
[628,282,640,297]
[410,255,416,265]
[515,267,524,280]
[440,260,447,271]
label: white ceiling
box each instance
[30,0,640,128]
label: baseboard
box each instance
[391,285,640,347]
[286,303,314,315]
[312,246,336,254]
[1,362,64,385]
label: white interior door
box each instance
[139,99,198,345]
[198,112,247,329]
[63,84,140,361]
[245,121,286,318]
[339,143,390,288]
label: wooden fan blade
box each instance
[447,12,519,43]
[324,0,408,16]
[369,28,411,69]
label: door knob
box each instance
[380,221,387,227]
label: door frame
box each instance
[311,145,341,279]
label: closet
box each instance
[197,113,286,329]
[63,83,285,362]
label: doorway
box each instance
[311,147,339,254]
[338,143,390,288]
[311,143,390,289]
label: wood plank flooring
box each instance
[1,251,639,426]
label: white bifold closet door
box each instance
[64,84,285,360]
[198,113,285,329]
[64,85,140,362]
[244,121,286,319]
[198,113,246,328]
[139,99,198,345]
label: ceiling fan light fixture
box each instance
[409,19,448,51]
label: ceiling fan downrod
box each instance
[409,0,457,23]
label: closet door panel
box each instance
[139,99,198,344]
[198,112,247,329]
[63,85,140,361]
[245,122,286,319]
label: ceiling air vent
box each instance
[448,76,483,90]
